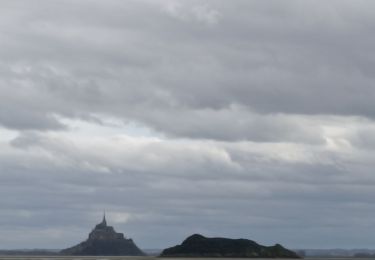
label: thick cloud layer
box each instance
[1,0,375,249]
[3,0,375,138]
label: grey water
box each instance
[0,258,373,260]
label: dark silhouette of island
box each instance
[60,214,144,256]
[160,234,300,258]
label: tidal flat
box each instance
[0,258,366,260]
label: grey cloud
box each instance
[2,134,375,248]
[0,109,65,131]
[2,0,375,141]
[2,0,375,250]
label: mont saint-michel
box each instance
[60,214,144,256]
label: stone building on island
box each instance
[61,213,144,256]
[89,214,124,240]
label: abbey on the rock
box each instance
[60,213,144,256]
[88,213,125,240]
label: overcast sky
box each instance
[2,0,375,250]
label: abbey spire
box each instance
[95,211,108,229]
[102,211,107,226]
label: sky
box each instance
[1,0,375,250]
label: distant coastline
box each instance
[1,219,374,258]
[2,249,375,258]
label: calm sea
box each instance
[0,258,373,260]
